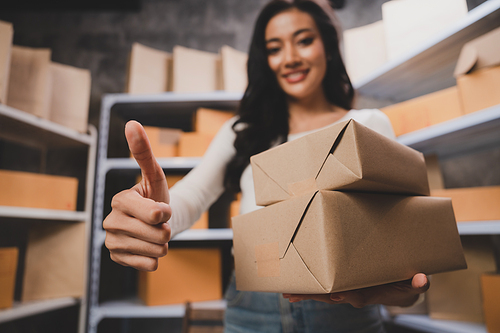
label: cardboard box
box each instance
[126,42,172,94]
[455,26,500,114]
[431,186,500,222]
[427,236,496,322]
[251,119,430,206]
[172,45,221,93]
[343,20,387,84]
[220,45,247,92]
[7,45,52,118]
[178,132,213,157]
[142,126,182,157]
[0,169,78,210]
[0,247,18,309]
[382,0,467,60]
[481,273,500,333]
[22,222,85,301]
[48,62,91,133]
[193,108,233,136]
[0,20,13,104]
[381,87,464,137]
[138,248,222,305]
[233,191,466,294]
[425,154,444,191]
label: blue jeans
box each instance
[224,275,386,333]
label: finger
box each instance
[111,189,171,226]
[411,273,430,293]
[125,121,168,200]
[104,209,171,245]
[105,231,168,258]
[109,251,159,272]
[284,294,334,304]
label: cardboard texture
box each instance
[220,45,248,92]
[382,0,467,60]
[232,191,466,294]
[427,236,496,323]
[194,108,234,136]
[454,26,500,114]
[22,222,85,301]
[48,62,91,133]
[126,42,172,94]
[343,20,387,84]
[7,45,52,118]
[381,87,464,137]
[251,119,430,206]
[424,154,445,191]
[0,247,18,309]
[178,132,214,157]
[481,273,500,333]
[138,248,222,306]
[143,126,181,157]
[0,20,13,104]
[172,46,221,93]
[0,169,78,210]
[431,186,500,222]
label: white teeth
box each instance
[286,72,305,79]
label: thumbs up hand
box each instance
[103,121,172,271]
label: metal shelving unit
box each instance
[88,91,242,333]
[0,104,97,333]
[354,0,500,103]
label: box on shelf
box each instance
[138,248,222,306]
[454,26,500,114]
[48,62,91,133]
[424,154,445,191]
[22,221,85,301]
[125,42,172,94]
[232,191,466,294]
[172,45,221,93]
[0,20,13,104]
[220,45,247,92]
[343,20,387,84]
[193,108,234,136]
[431,186,500,222]
[427,236,497,323]
[7,45,52,118]
[178,132,214,157]
[251,119,430,206]
[481,273,500,333]
[142,126,182,158]
[0,169,78,210]
[381,86,464,137]
[0,247,18,309]
[166,174,208,229]
[381,0,468,60]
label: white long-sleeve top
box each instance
[168,109,396,237]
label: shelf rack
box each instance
[354,0,500,103]
[0,104,97,333]
[89,91,242,333]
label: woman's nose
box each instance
[283,45,301,67]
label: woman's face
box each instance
[265,8,327,101]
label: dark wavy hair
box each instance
[224,0,354,193]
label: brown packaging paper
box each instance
[233,190,466,294]
[251,119,430,206]
[7,45,52,118]
[0,20,13,104]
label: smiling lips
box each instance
[282,69,309,83]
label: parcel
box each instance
[251,119,430,206]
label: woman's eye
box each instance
[298,37,314,46]
[267,47,281,55]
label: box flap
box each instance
[454,26,500,76]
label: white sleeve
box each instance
[168,117,237,237]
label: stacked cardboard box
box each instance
[138,247,222,305]
[481,273,500,332]
[0,247,18,309]
[232,119,466,294]
[0,20,13,104]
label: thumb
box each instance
[125,120,169,203]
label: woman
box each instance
[103,0,429,332]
